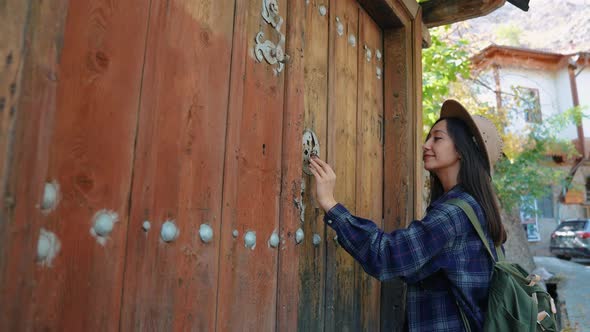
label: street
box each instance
[534,256,590,331]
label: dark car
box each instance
[550,219,590,260]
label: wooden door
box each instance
[1,0,416,330]
[0,1,150,330]
[298,0,385,331]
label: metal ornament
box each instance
[255,0,288,75]
[261,0,282,28]
[302,129,320,175]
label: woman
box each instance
[309,99,506,332]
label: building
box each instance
[471,45,590,253]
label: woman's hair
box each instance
[429,117,507,246]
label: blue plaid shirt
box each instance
[324,185,499,332]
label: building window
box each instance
[516,87,542,123]
[537,187,554,218]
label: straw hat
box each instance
[440,99,503,174]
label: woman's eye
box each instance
[433,137,442,141]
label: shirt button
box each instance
[327,219,333,224]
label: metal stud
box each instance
[161,220,180,242]
[319,5,327,16]
[376,67,382,80]
[41,181,59,212]
[232,229,239,238]
[268,232,280,248]
[142,221,151,232]
[336,17,344,36]
[295,228,304,244]
[36,228,61,267]
[313,234,322,246]
[92,210,118,238]
[348,34,356,47]
[376,49,382,61]
[364,45,372,62]
[199,224,213,243]
[245,231,256,249]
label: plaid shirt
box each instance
[324,185,499,332]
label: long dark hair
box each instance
[428,117,507,246]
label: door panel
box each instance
[325,0,360,330]
[301,0,385,330]
[355,9,384,332]
[216,0,287,330]
[120,0,235,331]
[8,1,150,330]
[298,1,330,331]
[299,0,383,331]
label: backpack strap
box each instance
[446,198,499,263]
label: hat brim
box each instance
[439,99,492,173]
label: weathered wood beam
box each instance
[357,0,419,28]
[421,0,506,28]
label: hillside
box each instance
[447,0,590,54]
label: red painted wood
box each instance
[296,0,331,331]
[0,1,151,330]
[0,1,70,330]
[216,0,287,330]
[120,1,235,331]
[277,0,306,330]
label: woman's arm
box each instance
[310,156,456,281]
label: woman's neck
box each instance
[435,168,459,192]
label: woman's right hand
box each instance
[308,156,338,212]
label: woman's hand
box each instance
[308,156,338,212]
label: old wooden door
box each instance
[1,0,419,330]
[297,0,385,331]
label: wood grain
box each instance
[276,0,307,329]
[0,1,68,329]
[119,0,234,330]
[325,0,360,330]
[2,1,151,330]
[380,26,413,331]
[355,8,384,332]
[296,1,331,331]
[216,0,287,330]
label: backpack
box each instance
[447,198,558,332]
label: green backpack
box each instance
[448,199,558,332]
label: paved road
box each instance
[534,256,590,331]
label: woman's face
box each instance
[423,120,461,174]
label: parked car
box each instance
[550,219,590,260]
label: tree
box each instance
[421,27,583,215]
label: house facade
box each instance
[471,45,590,251]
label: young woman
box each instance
[309,99,506,331]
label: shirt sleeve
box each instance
[324,203,457,282]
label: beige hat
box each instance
[440,99,503,174]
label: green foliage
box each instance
[422,27,471,133]
[493,109,582,213]
[421,28,584,214]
